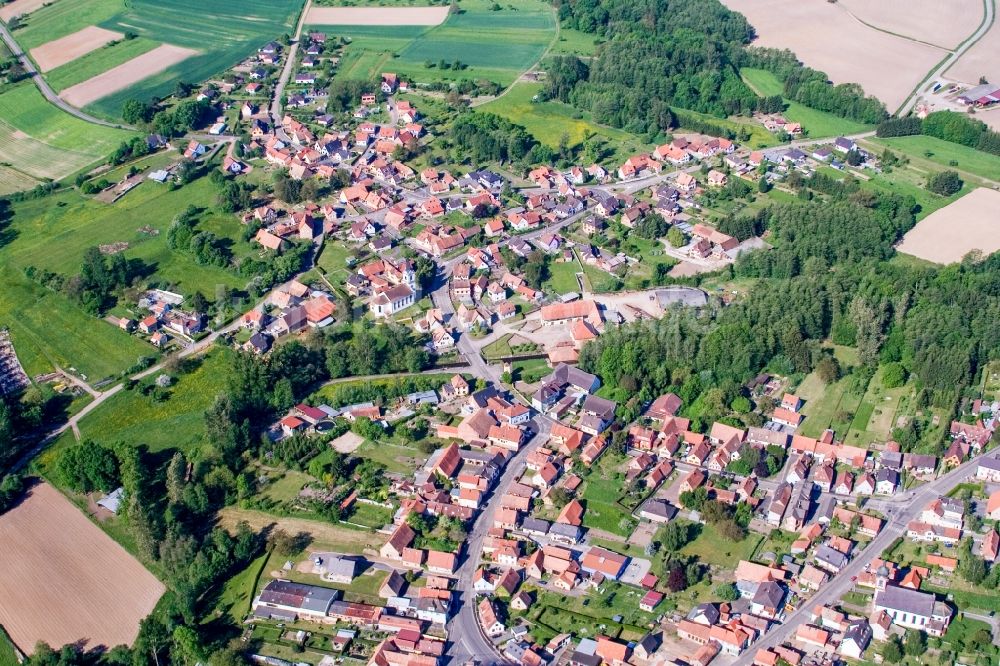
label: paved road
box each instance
[0,23,133,130]
[729,452,992,666]
[446,416,555,664]
[269,0,312,125]
[896,0,996,116]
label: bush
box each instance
[926,170,963,196]
[882,362,906,388]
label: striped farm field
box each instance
[44,36,161,92]
[29,26,123,72]
[0,166,40,196]
[61,43,199,108]
[312,0,556,86]
[0,83,134,181]
[15,0,303,117]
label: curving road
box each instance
[896,0,996,116]
[0,22,134,130]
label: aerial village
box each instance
[26,32,1000,666]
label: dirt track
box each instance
[896,188,1000,263]
[306,6,449,25]
[0,483,164,654]
[30,26,124,73]
[60,44,197,107]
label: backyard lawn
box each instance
[580,453,634,537]
[679,522,763,569]
[543,259,583,295]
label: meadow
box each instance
[0,265,151,381]
[740,68,873,138]
[312,0,556,86]
[0,83,134,181]
[866,134,1000,183]
[71,350,231,456]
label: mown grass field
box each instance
[0,166,39,195]
[0,265,151,380]
[740,68,872,138]
[0,82,134,181]
[69,349,231,455]
[478,82,652,156]
[313,0,556,86]
[866,134,1000,182]
[44,37,161,92]
[4,176,252,295]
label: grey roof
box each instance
[751,581,786,609]
[582,394,617,421]
[875,467,899,485]
[978,455,1000,471]
[96,487,124,514]
[843,619,872,647]
[904,453,937,470]
[814,544,849,570]
[549,522,583,541]
[879,451,903,470]
[521,517,550,535]
[687,603,720,625]
[875,584,936,618]
[640,499,678,521]
[570,651,602,666]
[545,363,600,393]
[258,580,339,613]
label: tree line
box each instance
[877,110,1000,157]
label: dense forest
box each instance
[545,0,887,135]
[581,178,1000,448]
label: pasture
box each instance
[311,0,556,86]
[69,350,231,455]
[866,134,1000,182]
[722,0,946,110]
[477,82,654,162]
[0,482,164,655]
[896,187,1000,263]
[740,69,874,138]
[0,265,151,381]
[306,6,448,25]
[0,83,133,181]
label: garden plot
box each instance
[30,26,123,72]
[60,43,198,107]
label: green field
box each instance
[44,37,161,92]
[4,176,252,296]
[547,28,599,57]
[0,265,151,380]
[312,0,556,86]
[542,259,582,294]
[0,82,134,182]
[478,81,651,155]
[90,0,303,117]
[741,69,872,138]
[209,551,268,625]
[680,522,763,569]
[866,134,1000,183]
[67,350,231,455]
[13,0,125,49]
